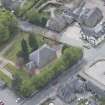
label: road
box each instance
[18,18,105,105]
[1,0,105,105]
[18,1,105,103]
[22,40,105,105]
[23,59,86,105]
[0,88,19,105]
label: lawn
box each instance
[4,32,44,62]
[4,64,17,75]
[0,70,12,87]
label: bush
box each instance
[0,9,18,44]
[32,47,83,90]
[16,0,39,16]
[16,0,49,16]
[13,46,83,97]
[25,9,49,27]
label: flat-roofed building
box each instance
[79,59,105,97]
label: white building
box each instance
[79,59,105,97]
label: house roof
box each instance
[57,78,85,103]
[79,7,103,27]
[26,61,36,72]
[81,22,105,38]
[29,44,57,68]
[46,15,67,32]
[1,0,23,10]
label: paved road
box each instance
[18,1,105,102]
[2,0,105,105]
[18,18,105,105]
[0,88,19,105]
[23,59,85,105]
[22,41,105,105]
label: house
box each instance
[57,82,77,104]
[79,59,105,97]
[63,4,103,28]
[80,22,105,46]
[46,0,85,33]
[26,61,36,74]
[1,0,23,11]
[79,7,103,27]
[57,78,85,104]
[26,44,57,72]
[46,15,67,32]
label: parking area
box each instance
[0,88,20,105]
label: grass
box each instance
[99,98,105,105]
[4,64,17,75]
[0,70,12,87]
[4,32,44,62]
[0,36,15,52]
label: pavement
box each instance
[23,41,105,105]
[0,88,19,105]
[0,0,105,105]
[18,15,105,105]
[23,59,85,105]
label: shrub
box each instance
[31,46,83,91]
[25,9,49,27]
[14,46,83,97]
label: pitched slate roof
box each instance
[79,7,103,27]
[26,61,36,72]
[46,15,67,32]
[81,22,105,38]
[1,0,23,10]
[57,78,85,103]
[29,44,57,68]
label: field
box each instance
[4,32,44,62]
[0,70,12,87]
[4,64,17,75]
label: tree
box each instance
[21,39,29,63]
[0,9,18,44]
[25,9,48,27]
[28,34,38,51]
[12,73,22,92]
[0,24,10,44]
[20,79,34,97]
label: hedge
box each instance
[32,46,83,90]
[25,9,49,27]
[13,46,83,97]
